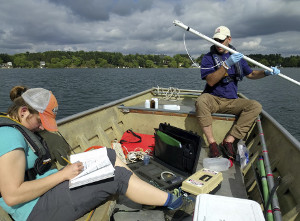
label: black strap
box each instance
[25,168,38,181]
[0,123,45,156]
[264,176,281,219]
[120,129,142,144]
[210,44,244,82]
[0,122,52,177]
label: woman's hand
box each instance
[0,149,84,206]
[61,162,84,180]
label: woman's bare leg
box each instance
[115,156,168,206]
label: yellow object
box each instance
[61,156,72,165]
[181,168,223,195]
[85,209,95,221]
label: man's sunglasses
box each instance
[214,38,227,43]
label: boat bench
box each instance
[117,95,236,120]
[118,101,236,120]
[0,207,12,221]
[0,198,114,221]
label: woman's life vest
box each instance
[0,113,52,181]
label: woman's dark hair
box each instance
[7,86,38,122]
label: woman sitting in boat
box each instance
[0,86,189,221]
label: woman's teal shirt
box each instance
[0,127,57,221]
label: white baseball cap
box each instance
[22,88,58,131]
[213,26,231,40]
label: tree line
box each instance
[0,51,299,69]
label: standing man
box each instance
[196,26,280,160]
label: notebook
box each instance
[69,147,115,189]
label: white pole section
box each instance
[173,20,300,86]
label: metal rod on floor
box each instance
[256,116,282,221]
[259,156,274,221]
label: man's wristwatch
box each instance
[222,61,229,70]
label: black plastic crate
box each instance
[128,159,186,191]
[154,123,202,176]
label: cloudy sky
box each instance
[1,0,300,57]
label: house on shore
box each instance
[40,61,46,68]
[1,62,13,68]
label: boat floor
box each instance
[113,96,247,220]
[113,144,247,220]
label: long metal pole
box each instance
[259,156,274,221]
[257,116,282,221]
[173,20,300,87]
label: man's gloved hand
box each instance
[225,53,244,68]
[264,66,280,76]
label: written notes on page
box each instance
[69,147,115,189]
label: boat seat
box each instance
[118,104,237,121]
[76,199,116,221]
[0,201,114,221]
[0,207,13,221]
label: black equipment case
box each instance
[128,123,202,190]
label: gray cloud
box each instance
[0,0,299,57]
[48,0,154,21]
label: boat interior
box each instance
[1,87,299,221]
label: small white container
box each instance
[203,157,232,172]
[154,98,158,109]
[163,104,180,110]
[145,99,150,108]
[194,194,265,221]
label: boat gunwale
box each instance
[261,109,300,150]
[238,93,300,150]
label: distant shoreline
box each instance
[1,51,299,69]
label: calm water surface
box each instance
[1,68,299,141]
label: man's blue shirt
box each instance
[201,49,253,99]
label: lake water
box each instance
[1,67,299,141]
